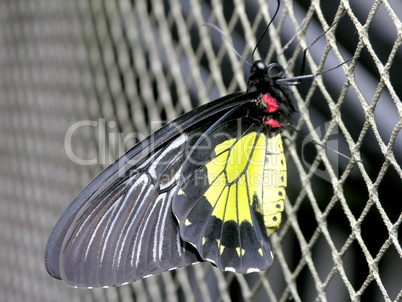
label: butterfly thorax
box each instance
[247,60,297,136]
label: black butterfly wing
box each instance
[45,92,247,287]
[60,137,200,287]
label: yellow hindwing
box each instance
[203,131,286,237]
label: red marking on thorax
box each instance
[262,94,279,113]
[262,94,283,129]
[263,117,282,129]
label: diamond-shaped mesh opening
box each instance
[378,246,402,300]
[1,0,401,301]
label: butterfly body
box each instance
[45,60,296,287]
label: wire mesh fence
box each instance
[0,0,401,301]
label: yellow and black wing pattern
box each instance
[173,102,288,273]
[45,60,296,287]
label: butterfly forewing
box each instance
[45,92,246,287]
[59,135,197,287]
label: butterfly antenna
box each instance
[276,11,358,85]
[276,56,358,84]
[298,11,347,79]
[276,17,309,58]
[251,0,280,61]
[203,23,250,65]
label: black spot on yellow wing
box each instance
[262,134,286,236]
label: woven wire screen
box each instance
[0,0,401,301]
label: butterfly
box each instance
[45,58,296,287]
[45,1,304,288]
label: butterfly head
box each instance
[246,60,285,92]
